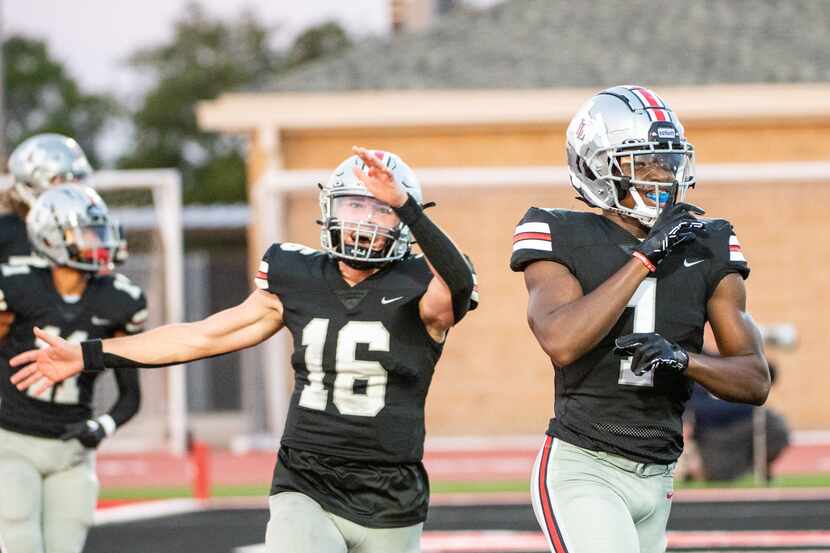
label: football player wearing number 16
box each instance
[0,185,146,553]
[11,146,478,553]
[511,86,770,553]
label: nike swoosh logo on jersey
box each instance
[91,316,112,326]
[683,258,705,268]
[381,296,404,305]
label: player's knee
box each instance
[0,461,42,553]
[0,459,40,523]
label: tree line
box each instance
[4,3,350,204]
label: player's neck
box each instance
[602,210,649,239]
[337,261,379,287]
[51,266,89,297]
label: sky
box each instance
[4,0,503,97]
[4,0,389,97]
[3,0,502,160]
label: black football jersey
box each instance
[511,208,749,464]
[258,242,444,527]
[0,264,147,438]
[0,213,34,264]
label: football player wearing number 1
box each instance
[0,185,146,553]
[511,86,770,553]
[11,146,477,553]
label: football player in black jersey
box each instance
[510,86,770,553]
[0,186,146,553]
[11,146,477,553]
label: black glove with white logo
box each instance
[60,419,108,449]
[613,332,690,377]
[633,203,706,272]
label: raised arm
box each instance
[351,146,475,341]
[11,289,284,392]
[686,273,770,405]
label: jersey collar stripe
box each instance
[513,232,551,244]
[538,435,570,553]
[515,221,551,235]
[512,239,552,253]
[256,270,268,280]
[631,86,668,122]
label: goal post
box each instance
[0,169,187,455]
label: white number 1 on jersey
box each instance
[618,278,657,387]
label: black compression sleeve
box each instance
[81,340,177,372]
[108,368,142,427]
[393,194,475,323]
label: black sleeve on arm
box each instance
[393,194,475,323]
[108,368,141,427]
[82,339,180,372]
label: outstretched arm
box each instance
[11,289,284,392]
[686,273,770,404]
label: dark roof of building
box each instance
[261,0,830,91]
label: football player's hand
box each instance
[635,203,706,270]
[351,145,408,208]
[9,327,84,395]
[614,332,689,376]
[60,419,107,449]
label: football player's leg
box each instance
[0,449,44,553]
[634,472,675,553]
[330,514,422,553]
[265,492,346,553]
[531,436,639,553]
[41,451,98,553]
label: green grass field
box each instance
[100,473,830,501]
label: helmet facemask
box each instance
[319,150,422,270]
[320,191,410,270]
[606,144,695,226]
[63,223,120,273]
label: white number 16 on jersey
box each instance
[298,318,389,417]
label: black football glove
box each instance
[634,202,706,271]
[614,332,689,377]
[60,419,107,449]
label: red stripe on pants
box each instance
[538,436,569,553]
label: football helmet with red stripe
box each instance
[566,85,695,227]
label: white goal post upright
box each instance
[0,169,187,455]
[90,169,187,456]
[254,161,829,460]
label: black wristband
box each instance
[392,194,424,226]
[81,340,106,373]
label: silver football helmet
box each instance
[320,150,423,269]
[27,185,120,272]
[8,133,93,207]
[566,85,695,227]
